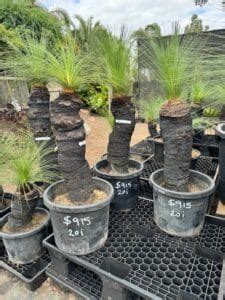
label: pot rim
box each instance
[43,177,114,213]
[94,159,144,180]
[0,207,49,239]
[150,169,215,199]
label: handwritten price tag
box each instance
[63,216,91,237]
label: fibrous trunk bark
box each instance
[28,86,59,176]
[7,189,39,230]
[160,100,192,192]
[28,86,52,138]
[108,97,136,173]
[50,93,94,202]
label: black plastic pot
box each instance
[94,159,143,211]
[43,177,114,255]
[150,169,215,237]
[0,208,49,264]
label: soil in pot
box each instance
[150,169,215,237]
[54,189,107,206]
[94,159,143,211]
[2,212,48,233]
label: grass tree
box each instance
[148,25,203,192]
[46,36,95,202]
[0,132,56,229]
[97,30,135,173]
[6,36,53,139]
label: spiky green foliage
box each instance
[140,97,165,122]
[46,36,94,91]
[190,79,212,105]
[147,24,203,100]
[0,132,58,193]
[3,35,49,85]
[96,29,133,97]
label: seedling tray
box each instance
[0,242,50,291]
[44,197,225,300]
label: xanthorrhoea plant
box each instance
[97,29,135,173]
[3,35,59,177]
[148,25,203,191]
[46,36,95,202]
[5,35,53,139]
[0,132,57,229]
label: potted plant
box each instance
[0,132,55,264]
[43,36,114,255]
[148,26,215,237]
[93,30,143,211]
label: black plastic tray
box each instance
[44,197,225,300]
[46,262,103,299]
[0,241,50,291]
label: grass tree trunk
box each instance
[160,100,192,192]
[28,86,52,138]
[7,189,39,229]
[108,97,136,173]
[28,86,59,174]
[50,93,94,202]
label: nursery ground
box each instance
[0,110,148,300]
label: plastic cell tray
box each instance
[0,243,50,291]
[44,197,225,300]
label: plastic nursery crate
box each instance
[46,262,103,300]
[43,198,225,300]
[0,242,50,291]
